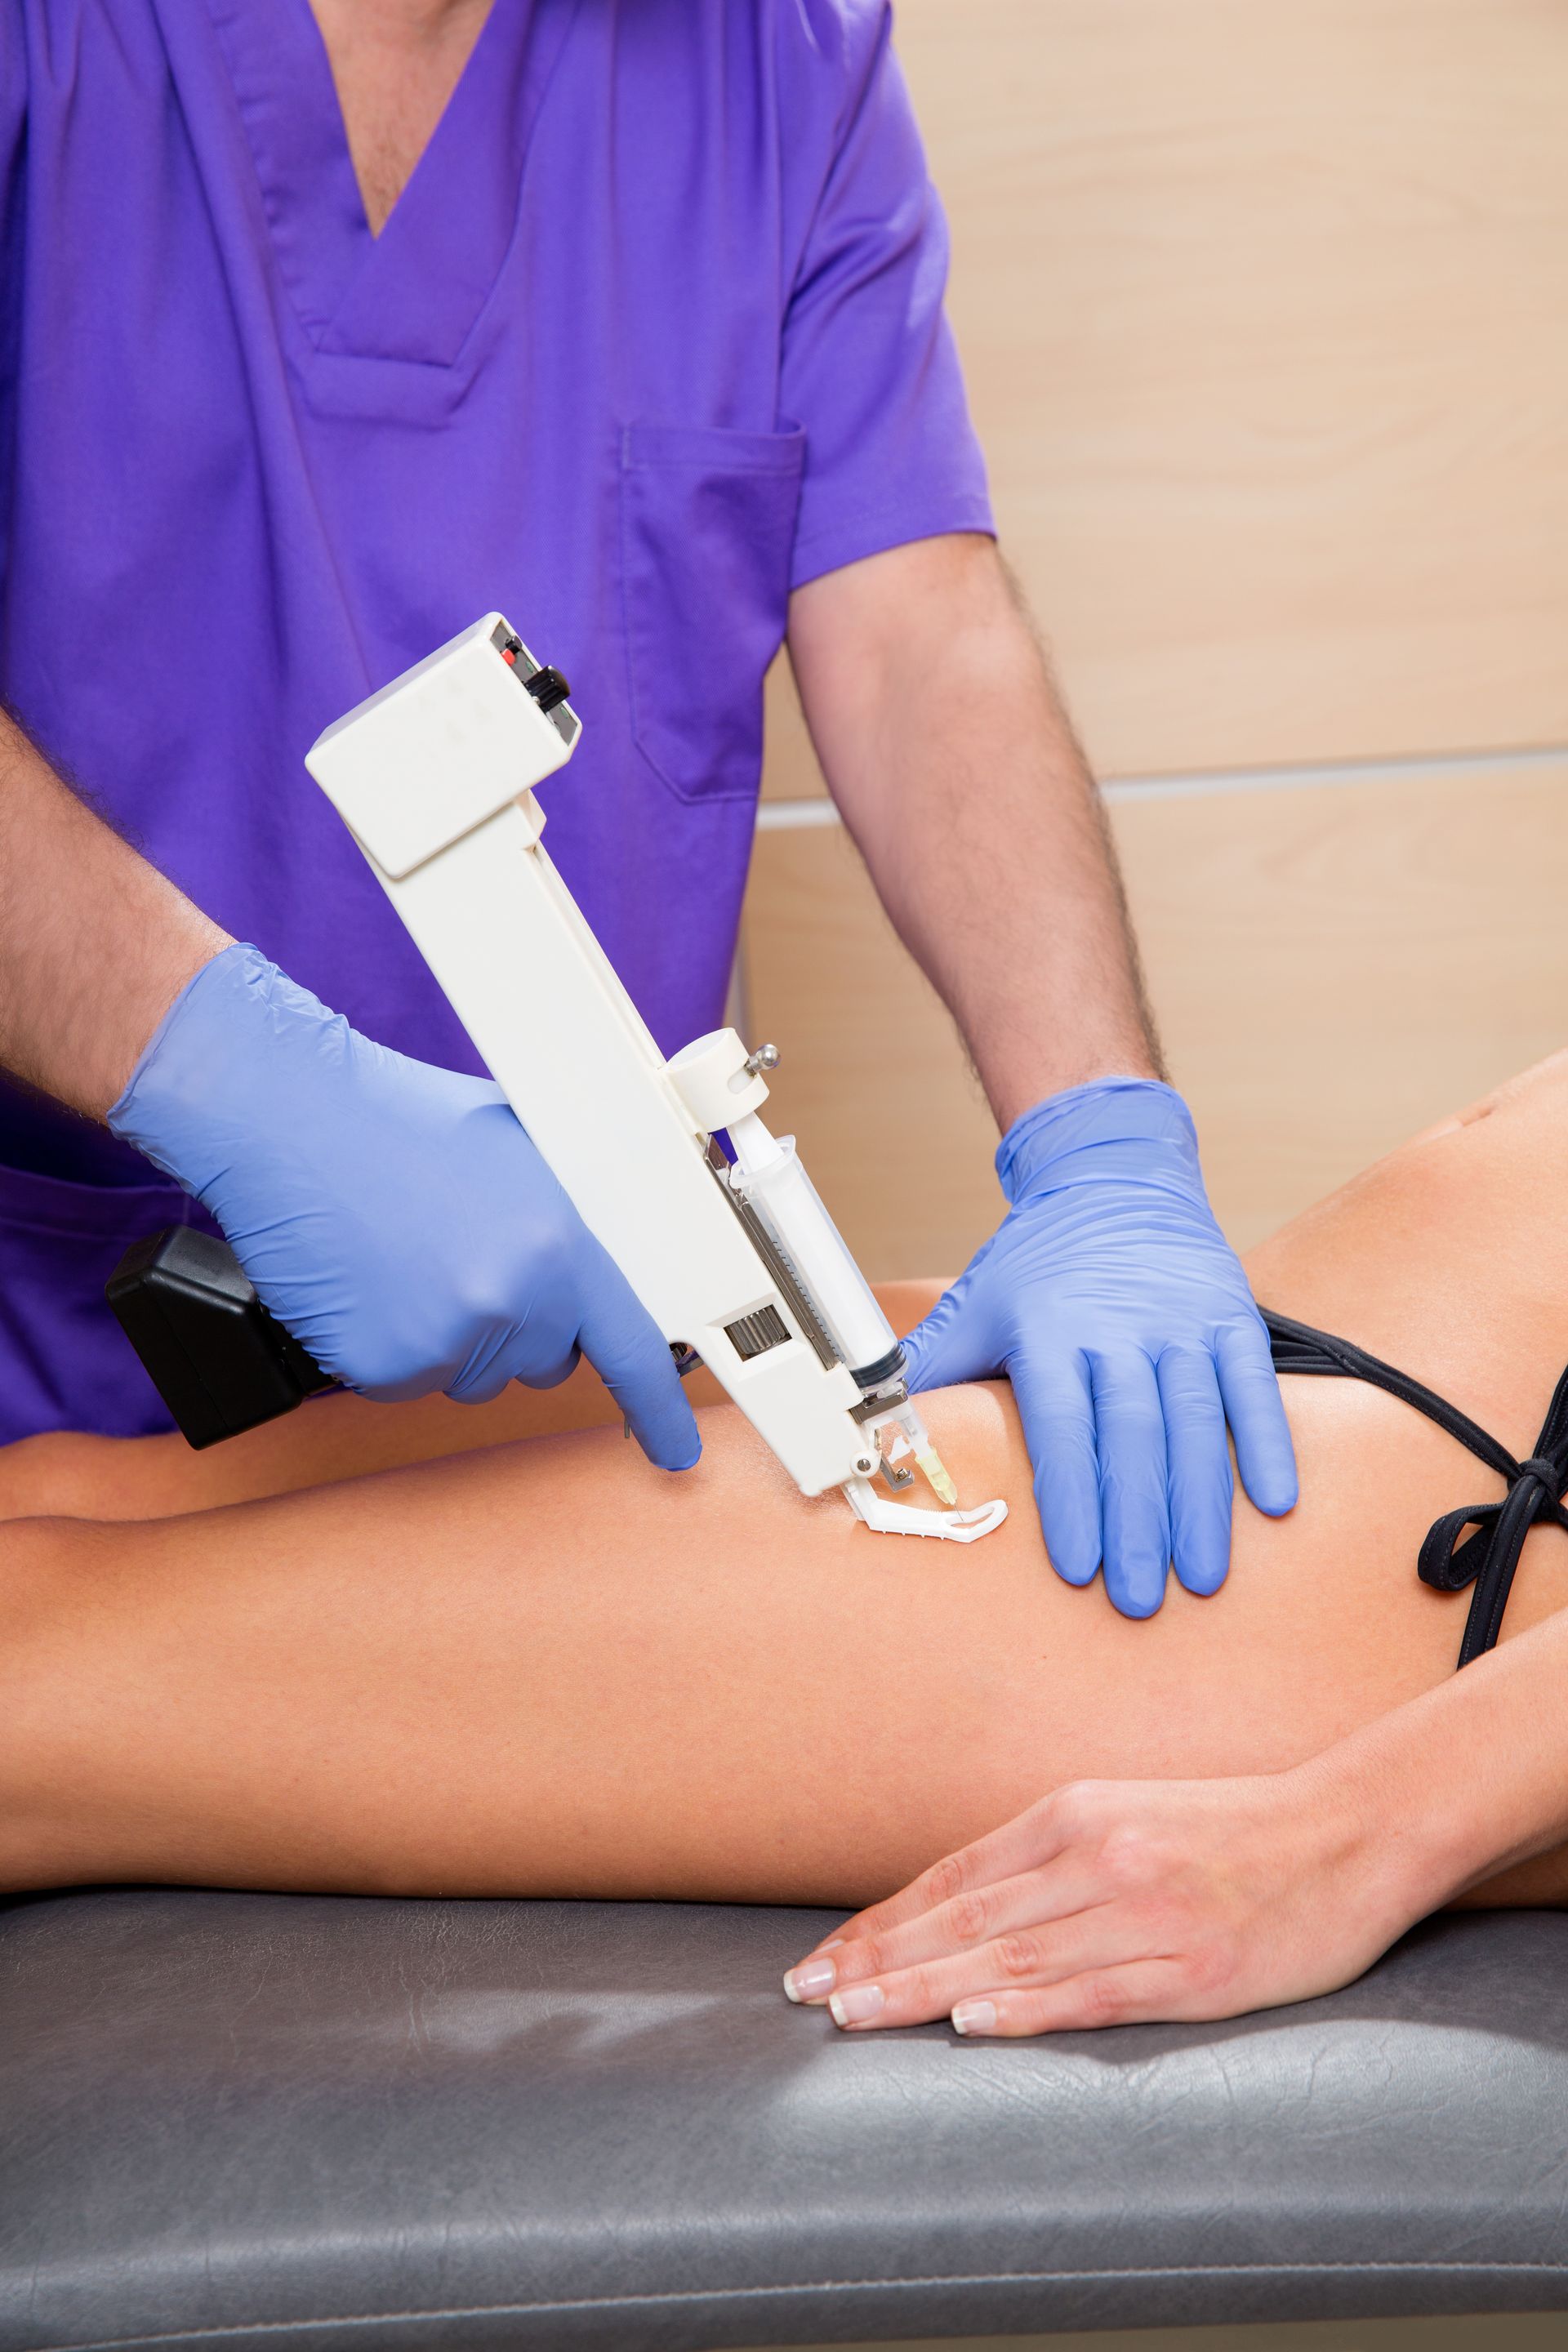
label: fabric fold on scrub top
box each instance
[0,0,992,1439]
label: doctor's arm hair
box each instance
[786,533,1165,1133]
[0,703,229,1118]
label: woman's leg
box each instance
[7,1069,1568,1902]
[0,1285,942,1520]
[0,1339,652,1522]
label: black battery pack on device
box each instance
[106,1227,334,1450]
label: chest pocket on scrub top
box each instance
[620,421,807,805]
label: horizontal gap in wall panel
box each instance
[755,742,1568,831]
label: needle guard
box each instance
[844,1477,1009,1544]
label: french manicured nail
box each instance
[951,1999,997,2036]
[783,1958,838,2003]
[828,1983,885,2028]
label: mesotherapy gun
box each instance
[108,614,1006,1546]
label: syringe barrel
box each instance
[735,1136,898,1382]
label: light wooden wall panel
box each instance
[760,653,821,804]
[742,819,1004,1280]
[744,762,1568,1275]
[763,0,1568,796]
[747,2,1568,1282]
[905,0,1568,776]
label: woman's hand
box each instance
[783,1762,1439,2037]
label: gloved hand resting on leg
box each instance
[902,1077,1297,1615]
[109,943,701,1469]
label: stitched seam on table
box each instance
[49,2259,1568,2350]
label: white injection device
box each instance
[305,613,1006,1544]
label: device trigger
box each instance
[843,1477,1008,1544]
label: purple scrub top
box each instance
[0,0,991,1440]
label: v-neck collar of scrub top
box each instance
[203,0,578,368]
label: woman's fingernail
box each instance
[819,1937,844,1951]
[828,1983,885,2028]
[951,1999,998,2036]
[783,1958,838,2003]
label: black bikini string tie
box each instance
[1415,1419,1568,1668]
[1262,1309,1568,1669]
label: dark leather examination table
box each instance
[2,1891,1566,2351]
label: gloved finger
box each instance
[1156,1345,1233,1597]
[1217,1320,1298,1517]
[448,1340,581,1408]
[443,1261,584,1404]
[1008,1350,1102,1588]
[1088,1349,1171,1619]
[899,1279,995,1395]
[574,1244,702,1472]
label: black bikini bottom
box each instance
[1263,1310,1568,1669]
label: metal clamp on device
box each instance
[108,615,1006,1544]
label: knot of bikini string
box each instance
[1419,1442,1568,1601]
[1260,1307,1568,1667]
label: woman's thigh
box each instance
[0,1281,947,1522]
[14,1063,1568,1904]
[16,1356,1565,1905]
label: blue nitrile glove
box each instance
[902,1078,1297,1616]
[109,943,701,1468]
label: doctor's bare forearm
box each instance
[0,707,229,1117]
[786,536,1161,1133]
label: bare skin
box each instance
[6,1058,1568,1964]
[309,0,496,235]
[796,1068,1568,2035]
[0,712,227,1116]
[789,537,1162,1125]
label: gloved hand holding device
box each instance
[108,942,702,1469]
[902,1076,1298,1615]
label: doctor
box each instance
[0,0,1295,1616]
